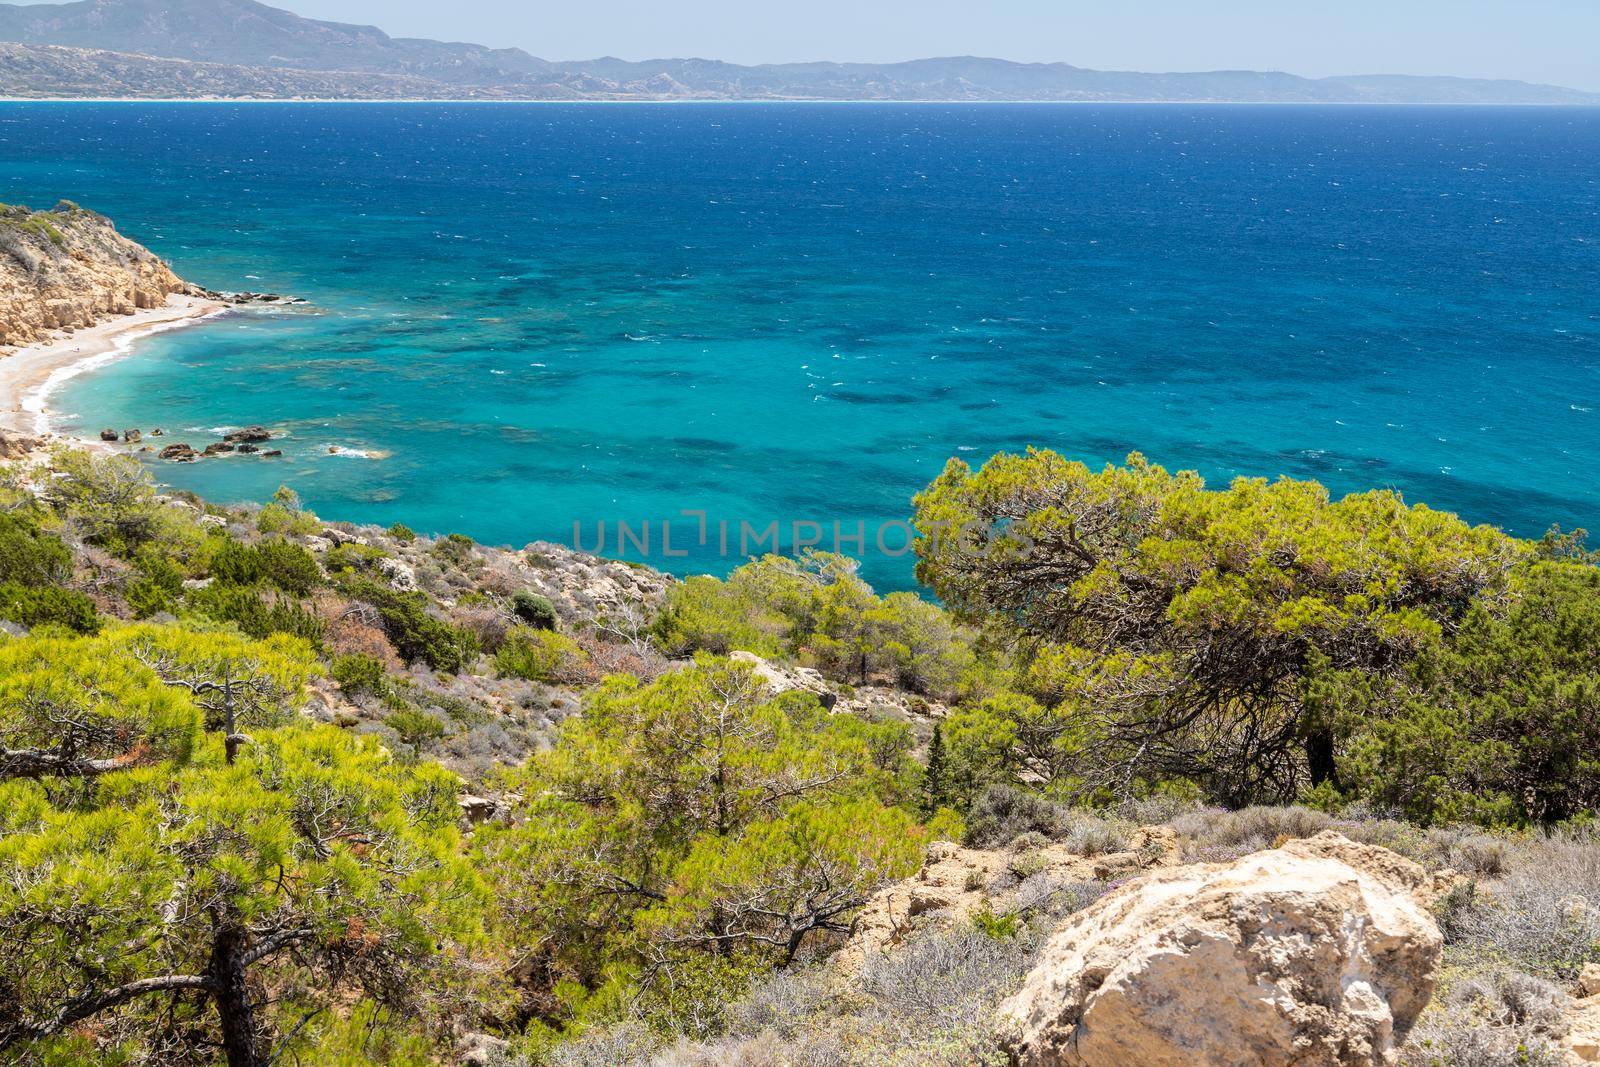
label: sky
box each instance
[15,0,1600,91]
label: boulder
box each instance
[321,527,370,548]
[98,427,118,441]
[999,832,1442,1067]
[0,430,42,460]
[1582,964,1600,1000]
[159,443,196,461]
[1569,995,1600,1064]
[1567,967,1600,1063]
[459,794,498,824]
[202,442,236,455]
[378,555,418,591]
[122,428,141,443]
[224,425,272,443]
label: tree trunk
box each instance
[207,926,264,1067]
[1306,726,1339,790]
[222,663,240,766]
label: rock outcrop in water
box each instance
[999,832,1443,1067]
[0,201,197,349]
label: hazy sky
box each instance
[18,0,1600,90]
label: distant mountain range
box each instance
[1,0,1597,103]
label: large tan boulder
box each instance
[1564,967,1600,1063]
[999,832,1442,1067]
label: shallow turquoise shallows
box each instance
[4,102,1598,589]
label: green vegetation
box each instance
[1,723,484,1064]
[914,450,1525,809]
[493,626,587,683]
[209,537,323,595]
[511,588,558,630]
[1,203,71,248]
[1329,558,1600,825]
[475,656,923,1032]
[652,550,977,697]
[338,578,478,672]
[2,444,1599,1064]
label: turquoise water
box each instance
[3,102,1597,588]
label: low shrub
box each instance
[433,532,476,566]
[964,785,1071,848]
[512,589,558,631]
[0,510,72,586]
[1450,828,1600,980]
[386,704,447,750]
[1169,805,1333,861]
[494,627,589,684]
[331,653,389,696]
[210,538,322,595]
[1402,970,1570,1067]
[0,582,100,634]
[342,579,479,672]
[184,582,325,646]
[126,550,185,617]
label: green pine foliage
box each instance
[209,537,323,595]
[0,724,486,1063]
[913,449,1522,806]
[1329,559,1600,825]
[651,551,978,698]
[0,509,72,586]
[0,583,100,634]
[474,655,926,1019]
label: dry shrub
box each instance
[1451,828,1600,980]
[575,631,667,682]
[724,971,832,1041]
[1170,805,1333,862]
[474,563,526,599]
[547,1021,656,1067]
[965,785,1071,848]
[648,1031,844,1067]
[313,593,402,667]
[1402,970,1570,1067]
[455,601,514,651]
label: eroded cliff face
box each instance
[0,200,194,349]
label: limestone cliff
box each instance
[0,200,195,349]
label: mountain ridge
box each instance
[0,0,1596,103]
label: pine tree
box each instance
[0,724,485,1066]
[923,721,951,815]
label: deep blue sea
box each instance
[2,103,1597,588]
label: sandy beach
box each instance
[0,293,227,439]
